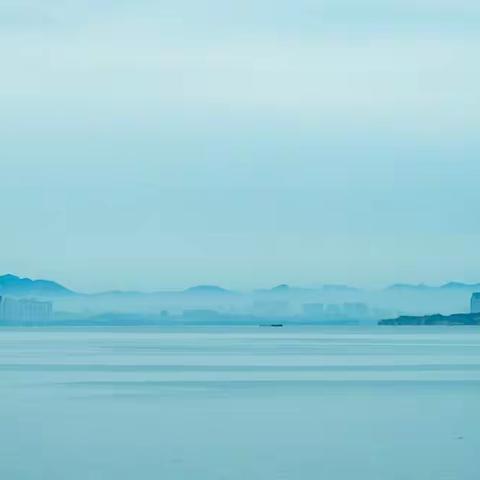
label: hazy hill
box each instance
[0,274,75,297]
[184,285,232,295]
[2,274,479,319]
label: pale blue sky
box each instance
[1,1,479,292]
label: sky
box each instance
[1,0,480,292]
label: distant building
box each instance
[325,304,342,318]
[343,302,369,319]
[302,303,324,317]
[253,300,290,316]
[471,293,480,314]
[0,296,53,324]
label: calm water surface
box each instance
[1,326,479,479]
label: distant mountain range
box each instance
[1,273,480,299]
[0,275,240,298]
[387,282,480,291]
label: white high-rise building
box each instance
[471,293,480,314]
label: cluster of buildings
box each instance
[251,300,371,320]
[0,296,53,324]
[1,291,478,326]
[302,302,369,320]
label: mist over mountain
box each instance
[387,282,480,292]
[1,274,479,323]
[184,285,232,295]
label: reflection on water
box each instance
[1,326,479,480]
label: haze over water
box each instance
[2,1,479,479]
[1,326,479,480]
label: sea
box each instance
[0,326,479,480]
